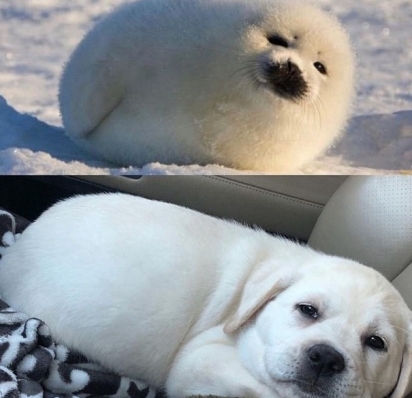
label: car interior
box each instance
[0,175,411,303]
[0,175,411,397]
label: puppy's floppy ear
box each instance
[224,261,295,334]
[390,311,412,398]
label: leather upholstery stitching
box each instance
[204,176,324,210]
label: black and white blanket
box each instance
[0,209,158,398]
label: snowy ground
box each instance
[0,0,411,175]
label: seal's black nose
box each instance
[265,60,301,77]
[286,60,300,76]
[263,60,307,100]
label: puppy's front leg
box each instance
[166,327,278,398]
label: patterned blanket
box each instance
[0,209,158,398]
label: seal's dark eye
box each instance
[298,304,318,319]
[314,62,327,75]
[267,35,289,48]
[365,336,386,351]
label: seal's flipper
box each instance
[59,42,125,139]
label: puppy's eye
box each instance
[365,336,386,351]
[314,62,327,75]
[267,35,289,48]
[298,304,318,319]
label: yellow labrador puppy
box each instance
[0,194,411,398]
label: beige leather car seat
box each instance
[308,176,412,398]
[308,176,412,307]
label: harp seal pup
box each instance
[59,0,355,171]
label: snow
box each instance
[0,0,411,175]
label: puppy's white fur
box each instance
[0,194,410,398]
[59,0,355,171]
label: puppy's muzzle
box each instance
[296,344,346,395]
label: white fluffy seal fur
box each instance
[59,0,355,171]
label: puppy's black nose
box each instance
[307,344,345,377]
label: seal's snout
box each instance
[286,60,300,76]
[263,60,308,100]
